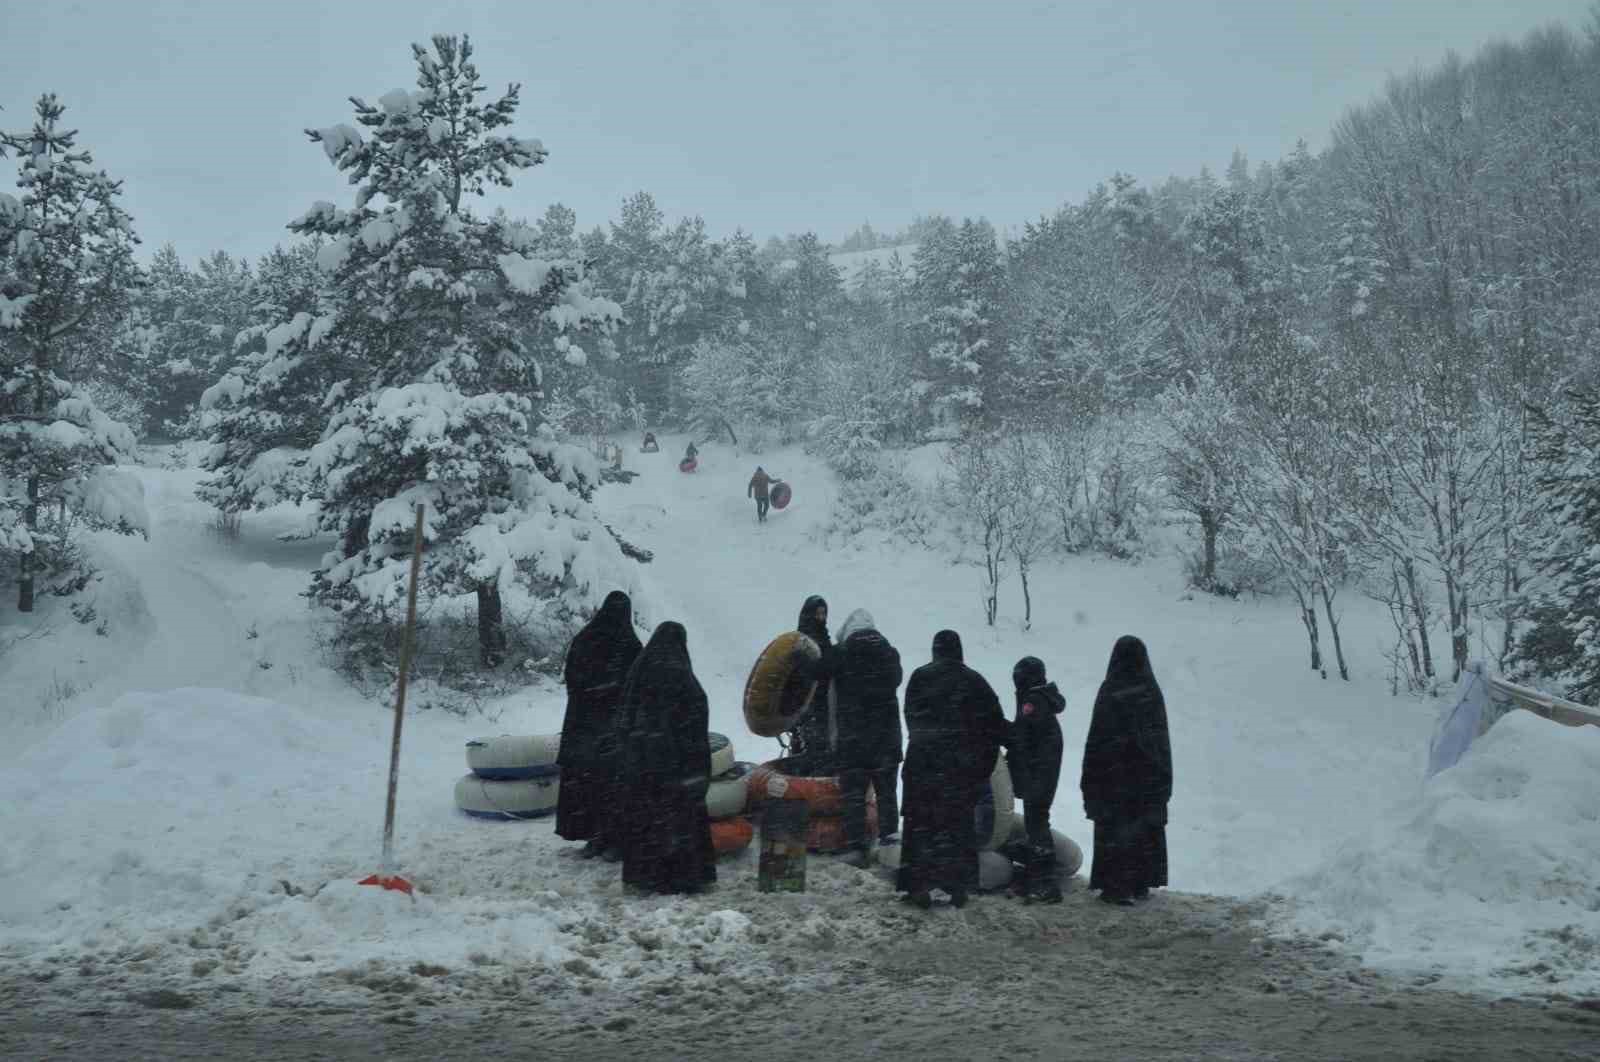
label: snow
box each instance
[497,252,555,295]
[62,466,150,536]
[0,442,1596,1003]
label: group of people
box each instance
[555,590,1174,907]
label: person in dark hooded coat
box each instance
[787,595,837,767]
[556,590,642,857]
[1081,635,1172,905]
[616,622,716,895]
[829,608,904,864]
[896,630,1007,908]
[1008,656,1066,902]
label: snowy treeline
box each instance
[8,22,1600,697]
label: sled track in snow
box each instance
[2,885,1597,1061]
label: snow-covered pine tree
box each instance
[1508,391,1600,700]
[281,35,624,667]
[911,218,1006,437]
[0,95,145,612]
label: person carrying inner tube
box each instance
[642,431,658,452]
[555,590,641,859]
[748,466,772,523]
[897,629,1007,909]
[1008,655,1066,902]
[786,595,837,767]
[616,621,717,895]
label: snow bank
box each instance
[1279,709,1600,993]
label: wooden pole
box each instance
[380,504,426,873]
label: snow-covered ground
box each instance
[1,437,1597,1008]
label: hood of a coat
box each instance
[836,608,876,643]
[1012,655,1046,692]
[931,629,963,663]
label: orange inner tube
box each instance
[710,815,754,855]
[805,802,879,853]
[746,759,848,815]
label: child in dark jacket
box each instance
[1009,656,1066,902]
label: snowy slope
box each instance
[0,439,1596,1001]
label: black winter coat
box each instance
[1081,637,1172,823]
[830,624,904,767]
[790,595,837,759]
[557,590,642,769]
[1010,680,1065,806]
[902,631,1007,806]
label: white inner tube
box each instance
[454,773,559,819]
[465,734,561,780]
[706,763,751,819]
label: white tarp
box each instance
[1426,660,1493,780]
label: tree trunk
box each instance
[1199,508,1219,587]
[476,582,506,668]
[1403,558,1435,679]
[1295,586,1323,673]
[18,473,40,613]
[1320,580,1349,681]
[1019,559,1032,631]
[342,512,372,560]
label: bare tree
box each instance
[942,437,1009,627]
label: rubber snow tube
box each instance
[1003,814,1084,879]
[679,457,698,473]
[769,482,792,510]
[745,758,849,816]
[973,757,1015,852]
[806,802,878,854]
[710,815,755,857]
[454,773,559,820]
[708,731,735,778]
[742,633,821,738]
[706,762,752,820]
[978,850,1015,893]
[465,734,561,780]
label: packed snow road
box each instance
[3,884,1597,1061]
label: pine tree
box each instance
[1509,392,1600,699]
[911,217,1005,435]
[0,95,144,612]
[209,35,625,665]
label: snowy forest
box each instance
[7,23,1600,704]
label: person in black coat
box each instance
[616,621,716,895]
[787,595,836,767]
[555,590,642,857]
[1081,635,1172,906]
[1008,656,1066,902]
[896,630,1007,908]
[829,609,904,865]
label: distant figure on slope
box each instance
[641,432,659,453]
[897,630,1007,909]
[830,608,905,867]
[684,440,698,463]
[1081,635,1171,906]
[617,621,716,895]
[555,590,642,858]
[748,466,772,523]
[1009,656,1066,903]
[787,595,837,765]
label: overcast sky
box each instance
[3,0,1594,265]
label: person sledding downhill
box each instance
[748,466,772,523]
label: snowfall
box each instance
[2,437,1598,1019]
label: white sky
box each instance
[3,0,1594,264]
